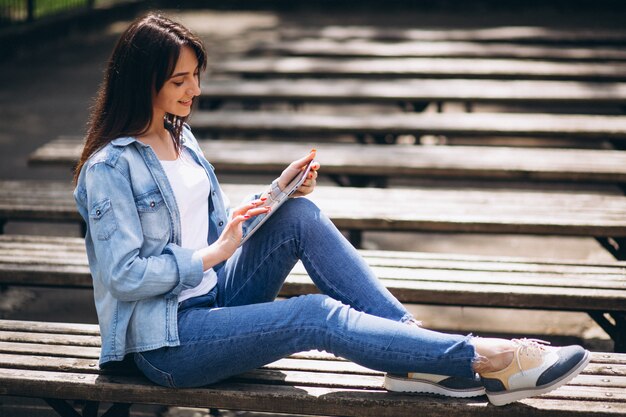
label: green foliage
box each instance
[0,0,90,23]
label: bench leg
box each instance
[290,101,303,111]
[588,312,626,353]
[44,399,131,417]
[242,100,261,111]
[347,230,363,248]
[198,98,223,111]
[398,101,429,113]
[595,237,626,260]
[83,401,99,417]
[45,399,82,417]
[101,403,131,417]
[328,174,388,188]
[354,133,399,145]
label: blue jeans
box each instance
[134,198,476,388]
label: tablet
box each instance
[239,160,315,246]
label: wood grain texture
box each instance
[3,181,626,236]
[277,26,626,44]
[190,111,626,140]
[200,79,626,105]
[0,319,625,417]
[0,235,625,311]
[28,138,626,184]
[213,57,626,81]
[252,39,626,61]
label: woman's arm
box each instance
[196,198,270,270]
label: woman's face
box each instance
[153,45,201,118]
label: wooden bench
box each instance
[186,111,626,144]
[250,39,626,61]
[1,234,624,351]
[212,57,626,81]
[198,79,626,112]
[276,25,626,45]
[4,179,626,241]
[28,137,626,187]
[2,319,624,417]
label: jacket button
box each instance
[96,210,101,216]
[218,221,224,226]
[150,201,155,208]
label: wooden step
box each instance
[213,57,626,81]
[0,319,624,417]
[252,39,626,61]
[277,26,626,45]
[1,235,625,312]
[3,180,626,237]
[200,79,626,106]
[28,138,626,184]
[189,111,626,141]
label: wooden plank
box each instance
[1,234,625,310]
[4,347,625,380]
[0,320,99,336]
[1,368,625,417]
[4,351,625,393]
[0,320,623,412]
[4,180,626,237]
[200,79,626,105]
[213,57,626,81]
[28,138,626,184]
[6,180,626,237]
[190,111,626,141]
[4,234,626,271]
[0,331,101,347]
[4,254,624,291]
[0,341,101,359]
[278,26,626,45]
[3,352,626,393]
[0,179,81,222]
[252,39,626,61]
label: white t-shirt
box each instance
[160,148,217,303]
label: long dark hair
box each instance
[74,13,207,182]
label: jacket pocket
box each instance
[136,189,171,241]
[90,198,118,241]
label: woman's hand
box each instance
[277,149,321,198]
[198,199,269,270]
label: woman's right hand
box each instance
[214,198,270,261]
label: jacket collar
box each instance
[111,135,188,148]
[111,136,141,147]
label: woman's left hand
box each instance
[278,149,321,198]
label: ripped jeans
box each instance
[134,198,476,388]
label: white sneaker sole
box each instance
[384,375,486,398]
[486,350,591,406]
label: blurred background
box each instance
[1,0,626,415]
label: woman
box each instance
[73,13,590,406]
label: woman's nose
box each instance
[187,82,200,97]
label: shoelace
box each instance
[512,338,551,374]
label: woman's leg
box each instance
[135,293,476,388]
[218,198,412,323]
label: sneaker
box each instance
[384,372,486,398]
[479,339,590,406]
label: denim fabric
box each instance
[73,125,264,366]
[134,198,477,388]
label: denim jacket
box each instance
[74,126,261,366]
